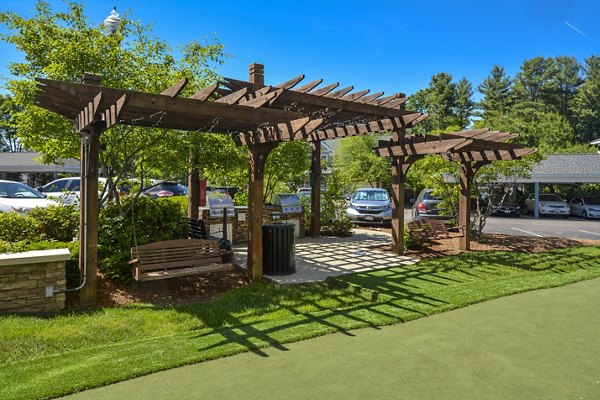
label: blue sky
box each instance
[1,0,600,98]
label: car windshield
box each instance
[583,197,600,205]
[539,194,562,201]
[0,182,45,199]
[352,191,389,201]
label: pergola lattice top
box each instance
[34,70,426,144]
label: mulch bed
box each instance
[67,234,600,310]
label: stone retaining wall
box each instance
[0,249,70,314]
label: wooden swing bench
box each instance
[129,239,234,282]
[407,218,465,242]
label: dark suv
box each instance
[412,189,447,220]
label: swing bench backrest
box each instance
[129,239,234,282]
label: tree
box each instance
[0,95,22,152]
[573,56,600,143]
[478,107,575,151]
[263,141,311,201]
[477,65,513,117]
[0,1,226,203]
[513,56,556,109]
[334,135,391,189]
[552,56,583,119]
[426,72,458,130]
[455,78,475,129]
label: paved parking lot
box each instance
[483,214,600,240]
[403,209,600,240]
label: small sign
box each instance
[238,212,246,222]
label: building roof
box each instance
[516,153,600,183]
[0,152,80,174]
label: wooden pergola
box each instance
[34,63,534,305]
[375,130,536,251]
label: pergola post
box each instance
[187,159,199,219]
[78,74,103,306]
[390,128,406,255]
[391,157,406,255]
[247,143,275,283]
[310,141,321,238]
[458,162,473,251]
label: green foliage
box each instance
[28,204,79,242]
[0,94,22,152]
[98,196,188,281]
[0,212,42,242]
[479,107,575,150]
[264,141,311,201]
[0,1,226,209]
[335,135,391,189]
[477,65,514,117]
[573,56,600,143]
[319,171,353,236]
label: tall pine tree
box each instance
[455,78,474,129]
[573,56,600,143]
[477,65,513,117]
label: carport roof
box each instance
[517,153,600,183]
[0,152,80,174]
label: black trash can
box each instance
[262,223,295,275]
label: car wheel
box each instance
[582,210,587,219]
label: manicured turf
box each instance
[1,246,600,400]
[66,277,600,400]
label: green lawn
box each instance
[1,246,600,400]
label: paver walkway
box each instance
[67,277,600,400]
[234,228,418,286]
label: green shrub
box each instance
[98,196,188,281]
[28,204,79,242]
[319,171,353,237]
[0,212,43,242]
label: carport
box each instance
[510,153,600,218]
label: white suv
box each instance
[39,177,107,205]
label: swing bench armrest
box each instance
[128,258,139,265]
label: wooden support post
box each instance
[79,125,102,306]
[247,143,275,283]
[391,157,405,255]
[310,141,321,238]
[78,73,103,307]
[390,128,406,255]
[459,162,474,251]
[187,153,199,219]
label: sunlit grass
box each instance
[1,246,599,400]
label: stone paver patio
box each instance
[233,228,419,287]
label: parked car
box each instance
[346,188,392,225]
[142,181,188,199]
[412,189,448,220]
[0,180,58,214]
[569,196,600,219]
[523,193,569,217]
[38,177,107,205]
[489,195,520,217]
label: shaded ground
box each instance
[71,233,600,310]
